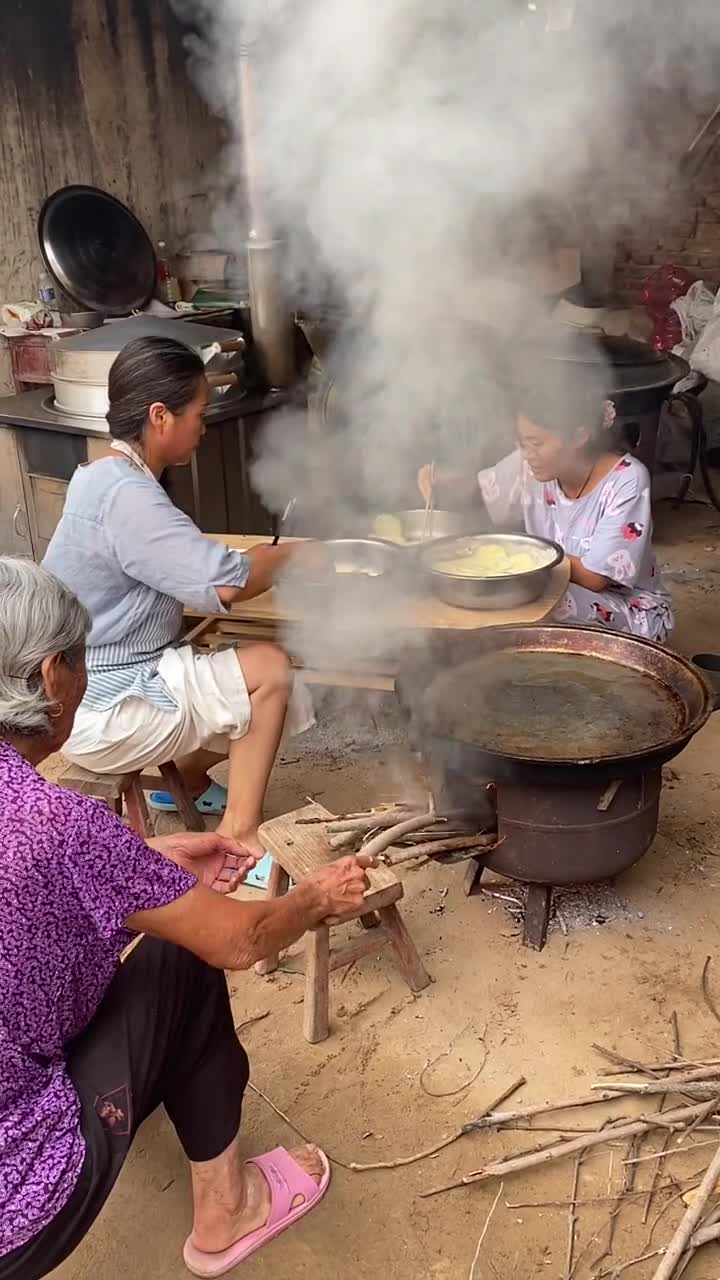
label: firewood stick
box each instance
[348,1076,526,1172]
[593,1068,720,1094]
[329,831,363,851]
[593,1043,664,1078]
[419,1101,716,1199]
[296,805,412,824]
[359,812,437,861]
[327,811,424,834]
[456,1090,633,1132]
[600,1057,720,1077]
[383,834,498,866]
[651,1139,720,1279]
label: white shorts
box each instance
[64,645,315,774]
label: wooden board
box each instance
[206,533,570,632]
[258,802,401,903]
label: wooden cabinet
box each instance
[0,427,35,557]
[0,425,84,560]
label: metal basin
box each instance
[281,539,402,612]
[319,538,400,580]
[420,533,563,611]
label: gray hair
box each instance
[0,557,90,737]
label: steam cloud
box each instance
[174,0,720,670]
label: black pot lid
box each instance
[518,325,688,396]
[38,186,156,316]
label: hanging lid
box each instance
[38,186,156,316]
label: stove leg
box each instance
[462,857,485,897]
[522,883,553,952]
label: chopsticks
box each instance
[422,461,435,541]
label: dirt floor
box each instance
[51,498,720,1280]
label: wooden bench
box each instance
[256,802,431,1042]
[58,760,204,837]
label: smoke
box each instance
[174,0,720,670]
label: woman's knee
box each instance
[235,642,291,698]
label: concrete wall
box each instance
[0,0,226,302]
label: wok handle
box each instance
[206,372,240,389]
[693,654,720,712]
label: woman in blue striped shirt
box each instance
[44,337,314,855]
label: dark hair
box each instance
[509,340,622,451]
[107,337,206,441]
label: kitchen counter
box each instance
[0,386,291,436]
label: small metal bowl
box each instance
[421,533,563,611]
[59,311,105,330]
[396,509,481,544]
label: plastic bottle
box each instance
[156,242,181,305]
[38,270,57,307]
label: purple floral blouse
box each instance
[0,741,195,1256]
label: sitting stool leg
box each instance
[378,904,431,993]
[303,924,330,1044]
[124,777,154,839]
[254,861,290,976]
[158,761,204,832]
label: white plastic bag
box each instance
[690,286,720,380]
[671,280,716,350]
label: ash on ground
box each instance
[481,880,639,935]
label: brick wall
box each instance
[615,184,720,306]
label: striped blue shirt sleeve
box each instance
[106,474,250,613]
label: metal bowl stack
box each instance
[420,533,563,611]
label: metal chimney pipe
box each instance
[238,45,296,388]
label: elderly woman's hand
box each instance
[149,833,256,894]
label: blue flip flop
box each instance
[148,781,228,816]
[245,852,274,890]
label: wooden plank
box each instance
[328,927,392,973]
[184,616,219,645]
[258,803,401,902]
[58,762,134,801]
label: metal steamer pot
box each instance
[48,316,246,420]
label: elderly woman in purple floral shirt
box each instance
[0,559,372,1279]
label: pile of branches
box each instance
[412,1043,720,1279]
[296,801,499,866]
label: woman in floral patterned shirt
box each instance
[418,352,673,641]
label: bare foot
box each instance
[215,820,264,858]
[191,1145,324,1255]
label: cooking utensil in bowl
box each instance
[272,497,296,546]
[396,509,481,544]
[420,533,563,611]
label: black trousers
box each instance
[0,939,249,1280]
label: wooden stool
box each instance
[58,760,204,837]
[255,802,431,1042]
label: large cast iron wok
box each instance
[398,625,718,787]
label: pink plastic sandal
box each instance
[183,1146,331,1277]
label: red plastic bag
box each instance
[642,265,695,350]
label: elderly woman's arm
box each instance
[126,857,367,970]
[68,794,371,973]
